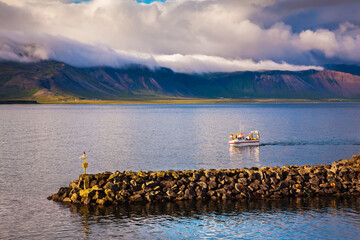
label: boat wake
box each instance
[260,140,360,146]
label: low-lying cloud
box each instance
[0,31,157,68]
[154,54,323,73]
[0,0,359,72]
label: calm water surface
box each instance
[0,103,360,239]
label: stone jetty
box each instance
[48,153,360,205]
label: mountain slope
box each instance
[325,64,360,76]
[176,70,360,99]
[0,61,194,100]
[1,61,360,101]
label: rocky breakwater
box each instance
[48,153,360,205]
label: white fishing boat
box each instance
[229,130,260,146]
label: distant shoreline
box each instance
[0,100,39,104]
[1,98,359,104]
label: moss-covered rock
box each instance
[92,190,105,200]
[91,185,103,191]
[82,197,91,205]
[79,188,92,198]
[156,171,166,178]
[129,194,143,202]
[108,171,120,181]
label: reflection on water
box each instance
[64,196,360,239]
[229,146,261,167]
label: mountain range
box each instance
[1,61,360,102]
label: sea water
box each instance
[0,103,359,239]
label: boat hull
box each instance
[229,140,260,146]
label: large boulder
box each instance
[129,194,143,202]
[184,189,196,199]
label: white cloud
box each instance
[295,29,339,57]
[155,54,323,73]
[0,0,359,72]
[0,31,157,67]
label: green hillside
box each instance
[1,61,360,102]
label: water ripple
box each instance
[261,140,360,146]
[58,197,360,239]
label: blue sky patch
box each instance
[73,0,166,3]
[137,0,166,3]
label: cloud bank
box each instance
[0,31,157,67]
[0,0,359,72]
[155,54,323,73]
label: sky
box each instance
[0,0,359,73]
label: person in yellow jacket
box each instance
[229,133,235,140]
[239,132,244,139]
